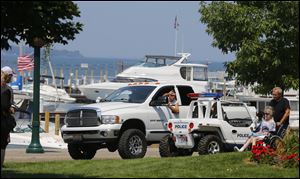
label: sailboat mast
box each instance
[45,45,60,102]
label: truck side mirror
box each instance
[150,95,168,106]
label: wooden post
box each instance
[85,68,88,84]
[91,69,94,84]
[55,114,60,135]
[75,69,78,87]
[105,64,108,81]
[44,111,50,133]
[100,67,103,82]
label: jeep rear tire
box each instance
[68,143,97,160]
[159,135,180,157]
[118,129,147,159]
[198,135,223,155]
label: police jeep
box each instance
[159,93,257,157]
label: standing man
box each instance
[269,87,290,138]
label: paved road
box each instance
[5,147,160,163]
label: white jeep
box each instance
[159,93,257,157]
[61,82,205,159]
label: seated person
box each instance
[163,90,179,114]
[210,102,218,118]
[234,106,276,152]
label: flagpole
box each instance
[174,16,179,56]
[181,33,184,53]
[175,28,177,56]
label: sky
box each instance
[53,1,236,62]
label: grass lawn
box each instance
[2,152,299,178]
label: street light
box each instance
[26,37,45,153]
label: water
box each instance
[1,55,141,85]
[1,54,226,85]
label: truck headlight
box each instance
[101,115,120,124]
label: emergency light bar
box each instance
[187,93,223,99]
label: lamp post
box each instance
[26,37,45,153]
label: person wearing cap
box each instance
[1,66,15,82]
[164,90,179,113]
[1,66,15,106]
[1,66,16,171]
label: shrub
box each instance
[250,128,299,168]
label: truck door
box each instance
[147,85,195,141]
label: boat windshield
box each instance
[104,86,156,103]
[134,55,182,67]
[111,76,157,83]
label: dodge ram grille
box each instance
[65,109,99,127]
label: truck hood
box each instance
[72,102,142,113]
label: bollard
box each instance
[45,111,50,133]
[55,114,60,135]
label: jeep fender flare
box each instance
[195,127,226,143]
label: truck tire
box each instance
[159,135,179,157]
[68,143,97,160]
[198,135,223,155]
[118,129,147,159]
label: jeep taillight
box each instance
[189,122,194,129]
[188,122,194,132]
[168,122,173,131]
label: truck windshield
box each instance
[104,86,156,103]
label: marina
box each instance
[1,2,298,178]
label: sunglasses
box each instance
[264,113,271,115]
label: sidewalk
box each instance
[5,147,160,163]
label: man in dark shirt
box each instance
[269,87,290,138]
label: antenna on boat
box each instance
[174,16,179,56]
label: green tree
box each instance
[1,1,83,49]
[199,1,299,94]
[1,1,83,154]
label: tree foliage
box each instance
[1,1,83,49]
[199,1,299,94]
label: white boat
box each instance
[78,53,210,101]
[20,83,76,103]
[10,76,76,104]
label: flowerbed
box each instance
[250,129,299,168]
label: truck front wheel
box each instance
[68,143,97,160]
[118,129,147,159]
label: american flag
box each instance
[17,55,34,71]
